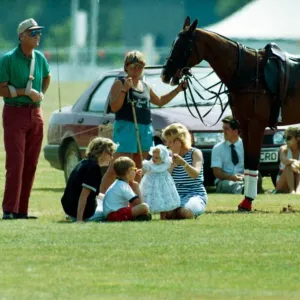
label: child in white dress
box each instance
[140,144,180,219]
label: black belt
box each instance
[5,102,41,108]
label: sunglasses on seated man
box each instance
[28,29,42,37]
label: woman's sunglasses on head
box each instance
[28,29,42,37]
[128,62,144,70]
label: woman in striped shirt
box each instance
[162,123,207,219]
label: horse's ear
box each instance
[189,19,198,32]
[183,16,190,29]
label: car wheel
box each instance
[63,141,81,182]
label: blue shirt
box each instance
[211,138,244,184]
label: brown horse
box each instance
[161,17,300,211]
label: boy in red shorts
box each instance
[103,157,151,221]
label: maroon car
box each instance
[44,66,285,186]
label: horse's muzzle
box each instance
[171,77,180,86]
[160,71,171,84]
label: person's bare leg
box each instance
[100,152,133,193]
[176,207,194,219]
[131,203,149,217]
[276,171,289,193]
[285,166,296,193]
[165,209,178,220]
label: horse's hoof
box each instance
[237,199,252,212]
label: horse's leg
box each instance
[231,91,271,211]
[238,118,266,211]
[237,120,252,211]
[238,120,250,193]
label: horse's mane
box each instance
[201,28,262,54]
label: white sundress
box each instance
[140,160,180,213]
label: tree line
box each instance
[0,0,252,50]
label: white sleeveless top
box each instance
[279,148,300,170]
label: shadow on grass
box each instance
[206,209,273,214]
[56,218,162,224]
[206,186,267,195]
[57,220,74,224]
[206,186,216,194]
[33,187,65,192]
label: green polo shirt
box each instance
[0,45,50,105]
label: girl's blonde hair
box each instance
[114,156,135,177]
[284,126,300,147]
[162,123,192,148]
[86,137,117,160]
[124,50,146,72]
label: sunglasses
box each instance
[28,30,42,37]
[285,136,294,141]
[127,62,144,70]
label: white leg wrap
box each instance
[244,169,249,196]
[245,170,258,200]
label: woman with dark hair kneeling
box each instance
[61,137,117,222]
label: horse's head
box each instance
[161,17,202,85]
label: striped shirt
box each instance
[172,148,207,203]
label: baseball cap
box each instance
[17,18,44,35]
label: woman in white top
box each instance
[276,126,300,194]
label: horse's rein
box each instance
[173,32,229,127]
[180,68,229,127]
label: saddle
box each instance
[264,43,300,126]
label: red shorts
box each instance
[107,207,133,222]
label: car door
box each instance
[74,76,116,150]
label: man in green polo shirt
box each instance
[0,18,51,220]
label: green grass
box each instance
[0,82,300,299]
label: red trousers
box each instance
[2,105,43,214]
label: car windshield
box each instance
[146,68,228,108]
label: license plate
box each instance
[260,151,278,163]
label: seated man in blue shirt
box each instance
[211,116,244,194]
[211,116,263,194]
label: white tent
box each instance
[205,0,300,40]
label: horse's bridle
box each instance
[163,30,230,127]
[163,31,199,77]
